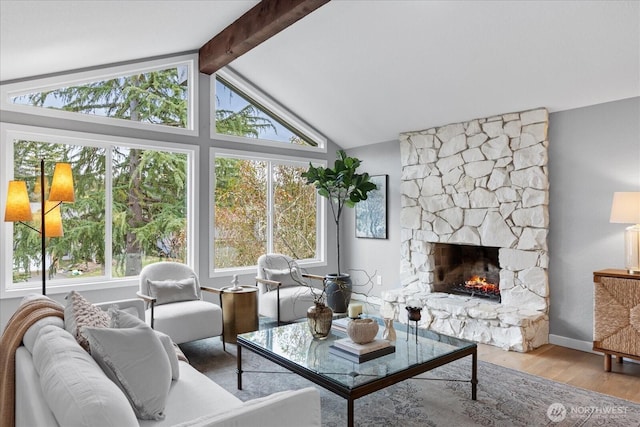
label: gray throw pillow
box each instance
[147,277,198,305]
[84,308,172,420]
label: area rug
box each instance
[181,338,640,427]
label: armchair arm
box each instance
[200,286,222,295]
[302,273,326,281]
[136,291,157,328]
[255,277,281,290]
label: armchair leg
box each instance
[222,336,226,352]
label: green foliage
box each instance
[302,150,376,274]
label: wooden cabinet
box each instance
[593,269,640,371]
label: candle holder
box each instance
[405,299,422,343]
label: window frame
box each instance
[209,147,326,277]
[0,123,199,298]
[211,67,327,153]
[0,54,199,136]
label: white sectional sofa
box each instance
[11,297,321,427]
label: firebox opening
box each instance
[433,243,501,302]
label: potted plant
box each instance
[302,150,377,313]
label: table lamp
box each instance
[610,192,640,274]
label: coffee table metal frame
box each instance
[237,320,477,427]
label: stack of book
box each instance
[331,317,351,334]
[329,338,395,363]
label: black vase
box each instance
[325,274,352,314]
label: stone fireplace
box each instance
[382,108,550,351]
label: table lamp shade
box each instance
[49,163,75,202]
[4,181,32,222]
[610,192,640,274]
[610,192,640,223]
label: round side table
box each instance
[221,285,258,343]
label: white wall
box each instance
[344,97,640,349]
[342,141,401,306]
[547,97,640,344]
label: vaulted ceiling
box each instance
[1,1,638,149]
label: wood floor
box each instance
[477,343,640,404]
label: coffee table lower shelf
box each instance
[237,327,477,427]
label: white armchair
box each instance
[137,262,225,351]
[255,254,325,325]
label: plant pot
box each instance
[325,274,352,313]
[307,302,333,339]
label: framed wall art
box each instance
[355,174,387,239]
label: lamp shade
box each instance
[4,181,33,222]
[610,192,640,224]
[49,163,75,202]
[43,201,63,237]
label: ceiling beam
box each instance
[199,0,330,74]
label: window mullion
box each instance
[266,161,274,254]
[105,147,113,279]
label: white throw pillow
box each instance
[263,267,303,291]
[32,325,138,426]
[84,308,172,420]
[148,277,199,305]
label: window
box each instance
[212,68,326,151]
[1,125,196,293]
[1,55,198,135]
[212,150,323,272]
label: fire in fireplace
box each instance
[450,275,501,302]
[433,243,501,302]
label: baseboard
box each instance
[549,334,639,364]
[548,334,595,354]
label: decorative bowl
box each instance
[347,318,379,344]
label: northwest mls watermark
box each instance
[547,402,630,422]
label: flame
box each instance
[464,275,500,294]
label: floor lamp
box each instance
[4,160,75,295]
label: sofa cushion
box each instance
[138,361,243,427]
[32,324,138,426]
[22,315,64,354]
[172,387,321,427]
[84,308,172,420]
[148,277,199,305]
[64,290,111,352]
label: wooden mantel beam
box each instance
[199,0,330,74]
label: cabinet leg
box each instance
[604,354,612,372]
[616,356,623,364]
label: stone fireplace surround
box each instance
[382,108,550,352]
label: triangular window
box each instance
[213,70,324,149]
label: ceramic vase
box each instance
[325,274,352,314]
[307,302,333,339]
[382,318,396,344]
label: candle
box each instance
[348,303,363,318]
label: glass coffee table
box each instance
[237,318,477,427]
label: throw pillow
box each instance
[84,308,171,420]
[263,267,303,291]
[147,277,198,305]
[32,325,138,426]
[64,290,110,352]
[108,307,180,381]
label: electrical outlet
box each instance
[376,275,382,286]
